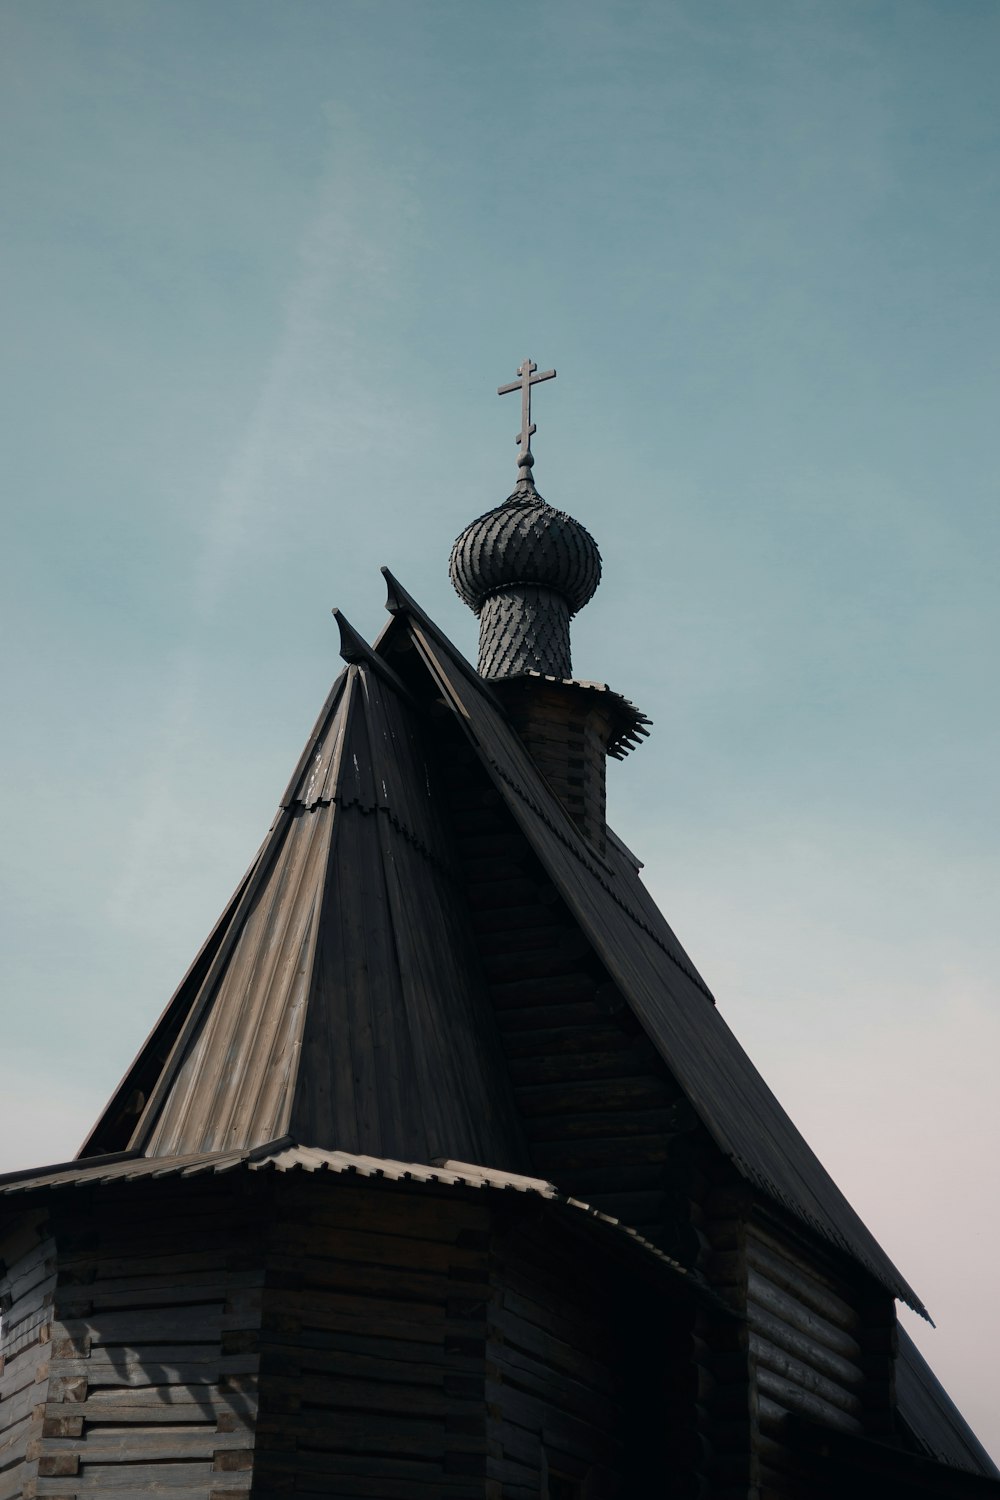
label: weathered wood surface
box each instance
[443,729,709,1267]
[484,1211,707,1499]
[491,676,615,853]
[746,1217,877,1496]
[0,1212,55,1500]
[402,614,925,1316]
[1,1181,260,1500]
[83,663,526,1175]
[488,1219,622,1498]
[251,1177,491,1498]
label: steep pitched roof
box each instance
[376,570,928,1316]
[83,569,923,1316]
[82,660,525,1170]
[896,1328,1000,1479]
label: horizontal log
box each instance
[0,1346,47,1403]
[757,1391,790,1432]
[1,1304,49,1361]
[34,1429,249,1468]
[269,1262,455,1306]
[59,1249,232,1281]
[482,1352,615,1429]
[507,1045,643,1086]
[50,1349,259,1388]
[272,1345,448,1387]
[529,1137,675,1172]
[755,1363,863,1434]
[497,1003,609,1035]
[501,1022,632,1060]
[525,1107,684,1142]
[275,1372,450,1418]
[267,1230,480,1277]
[747,1298,863,1389]
[489,1319,616,1398]
[495,1286,615,1359]
[0,1410,34,1466]
[272,1303,445,1346]
[58,1388,256,1422]
[751,1334,861,1417]
[747,1236,859,1333]
[516,1072,670,1113]
[482,945,593,986]
[485,1341,600,1397]
[56,1269,265,1315]
[4,1269,55,1322]
[53,1307,224,1346]
[483,1381,619,1465]
[36,1459,215,1491]
[469,901,553,935]
[747,1269,862,1363]
[257,1411,461,1456]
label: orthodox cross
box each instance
[498,358,556,469]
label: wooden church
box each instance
[1,361,997,1498]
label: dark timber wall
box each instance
[1,1172,717,1500]
[252,1175,493,1499]
[441,720,705,1264]
[487,1216,625,1497]
[746,1217,896,1498]
[491,679,614,854]
[486,1213,702,1499]
[0,1212,56,1500]
[1,1179,260,1500]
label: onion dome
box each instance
[452,359,602,680]
[449,486,602,618]
[449,480,602,680]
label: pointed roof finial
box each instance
[498,357,556,490]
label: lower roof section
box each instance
[896,1327,1000,1480]
[0,1137,712,1306]
[789,1413,1000,1493]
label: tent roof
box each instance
[80,569,924,1316]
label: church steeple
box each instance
[448,357,602,680]
[449,359,650,850]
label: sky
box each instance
[2,0,998,1460]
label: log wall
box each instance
[747,1217,894,1497]
[442,725,706,1266]
[491,679,614,853]
[0,1212,56,1500]
[3,1179,261,1500]
[486,1217,624,1498]
[252,1176,492,1499]
[3,1166,733,1499]
[486,1213,707,1499]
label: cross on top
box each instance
[498,358,556,478]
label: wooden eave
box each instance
[0,1141,718,1311]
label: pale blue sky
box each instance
[2,0,998,1456]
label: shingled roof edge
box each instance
[0,1139,725,1312]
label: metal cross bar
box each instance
[498,358,557,461]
